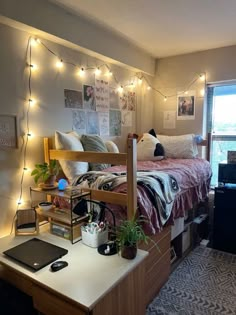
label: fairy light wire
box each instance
[35,37,206,98]
[11,36,206,233]
[11,37,33,234]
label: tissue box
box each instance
[81,228,108,248]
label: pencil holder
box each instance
[81,228,108,248]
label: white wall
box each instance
[0,0,155,75]
[0,23,154,237]
[154,45,236,136]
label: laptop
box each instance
[3,238,68,271]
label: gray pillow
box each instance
[80,135,110,171]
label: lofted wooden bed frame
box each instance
[44,136,208,305]
[44,138,138,220]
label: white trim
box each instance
[207,79,236,87]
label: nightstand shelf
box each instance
[36,206,88,225]
[30,186,90,243]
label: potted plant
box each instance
[115,215,150,259]
[31,159,60,187]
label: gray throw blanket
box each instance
[73,170,180,225]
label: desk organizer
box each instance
[81,229,108,248]
[50,220,82,242]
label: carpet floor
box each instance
[146,246,236,315]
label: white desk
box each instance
[0,226,148,315]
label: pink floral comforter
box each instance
[104,158,212,234]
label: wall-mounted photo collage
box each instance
[64,77,136,136]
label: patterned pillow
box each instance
[55,131,88,183]
[80,135,110,171]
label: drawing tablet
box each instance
[3,238,68,271]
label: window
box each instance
[208,84,236,186]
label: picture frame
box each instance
[0,115,18,148]
[227,151,236,164]
[177,91,195,120]
[15,209,39,236]
[64,89,83,109]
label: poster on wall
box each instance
[109,110,121,136]
[109,87,120,109]
[64,89,83,108]
[122,111,132,127]
[163,110,176,129]
[0,115,17,148]
[72,110,86,134]
[177,91,195,120]
[127,91,136,111]
[119,92,128,110]
[86,111,99,134]
[98,112,109,136]
[83,85,96,111]
[119,91,136,111]
[95,79,109,111]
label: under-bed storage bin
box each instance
[171,217,184,240]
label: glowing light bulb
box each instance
[95,67,101,75]
[118,86,123,93]
[23,167,31,172]
[56,60,63,68]
[27,132,34,138]
[147,86,151,90]
[17,198,25,206]
[28,98,35,106]
[199,74,205,81]
[130,82,135,88]
[164,96,167,102]
[184,91,188,95]
[30,64,38,71]
[200,88,205,96]
[138,78,142,84]
[30,38,39,47]
[106,70,112,76]
[78,67,85,77]
[17,198,23,205]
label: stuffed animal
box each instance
[137,129,165,161]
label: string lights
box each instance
[13,37,34,223]
[56,59,63,68]
[78,67,85,77]
[13,35,206,222]
[95,67,101,75]
[27,36,206,98]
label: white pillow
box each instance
[55,131,89,183]
[105,141,119,153]
[156,134,198,159]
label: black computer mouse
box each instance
[50,260,68,272]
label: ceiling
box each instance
[49,0,236,58]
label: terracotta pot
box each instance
[121,245,137,259]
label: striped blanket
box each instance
[73,170,180,225]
